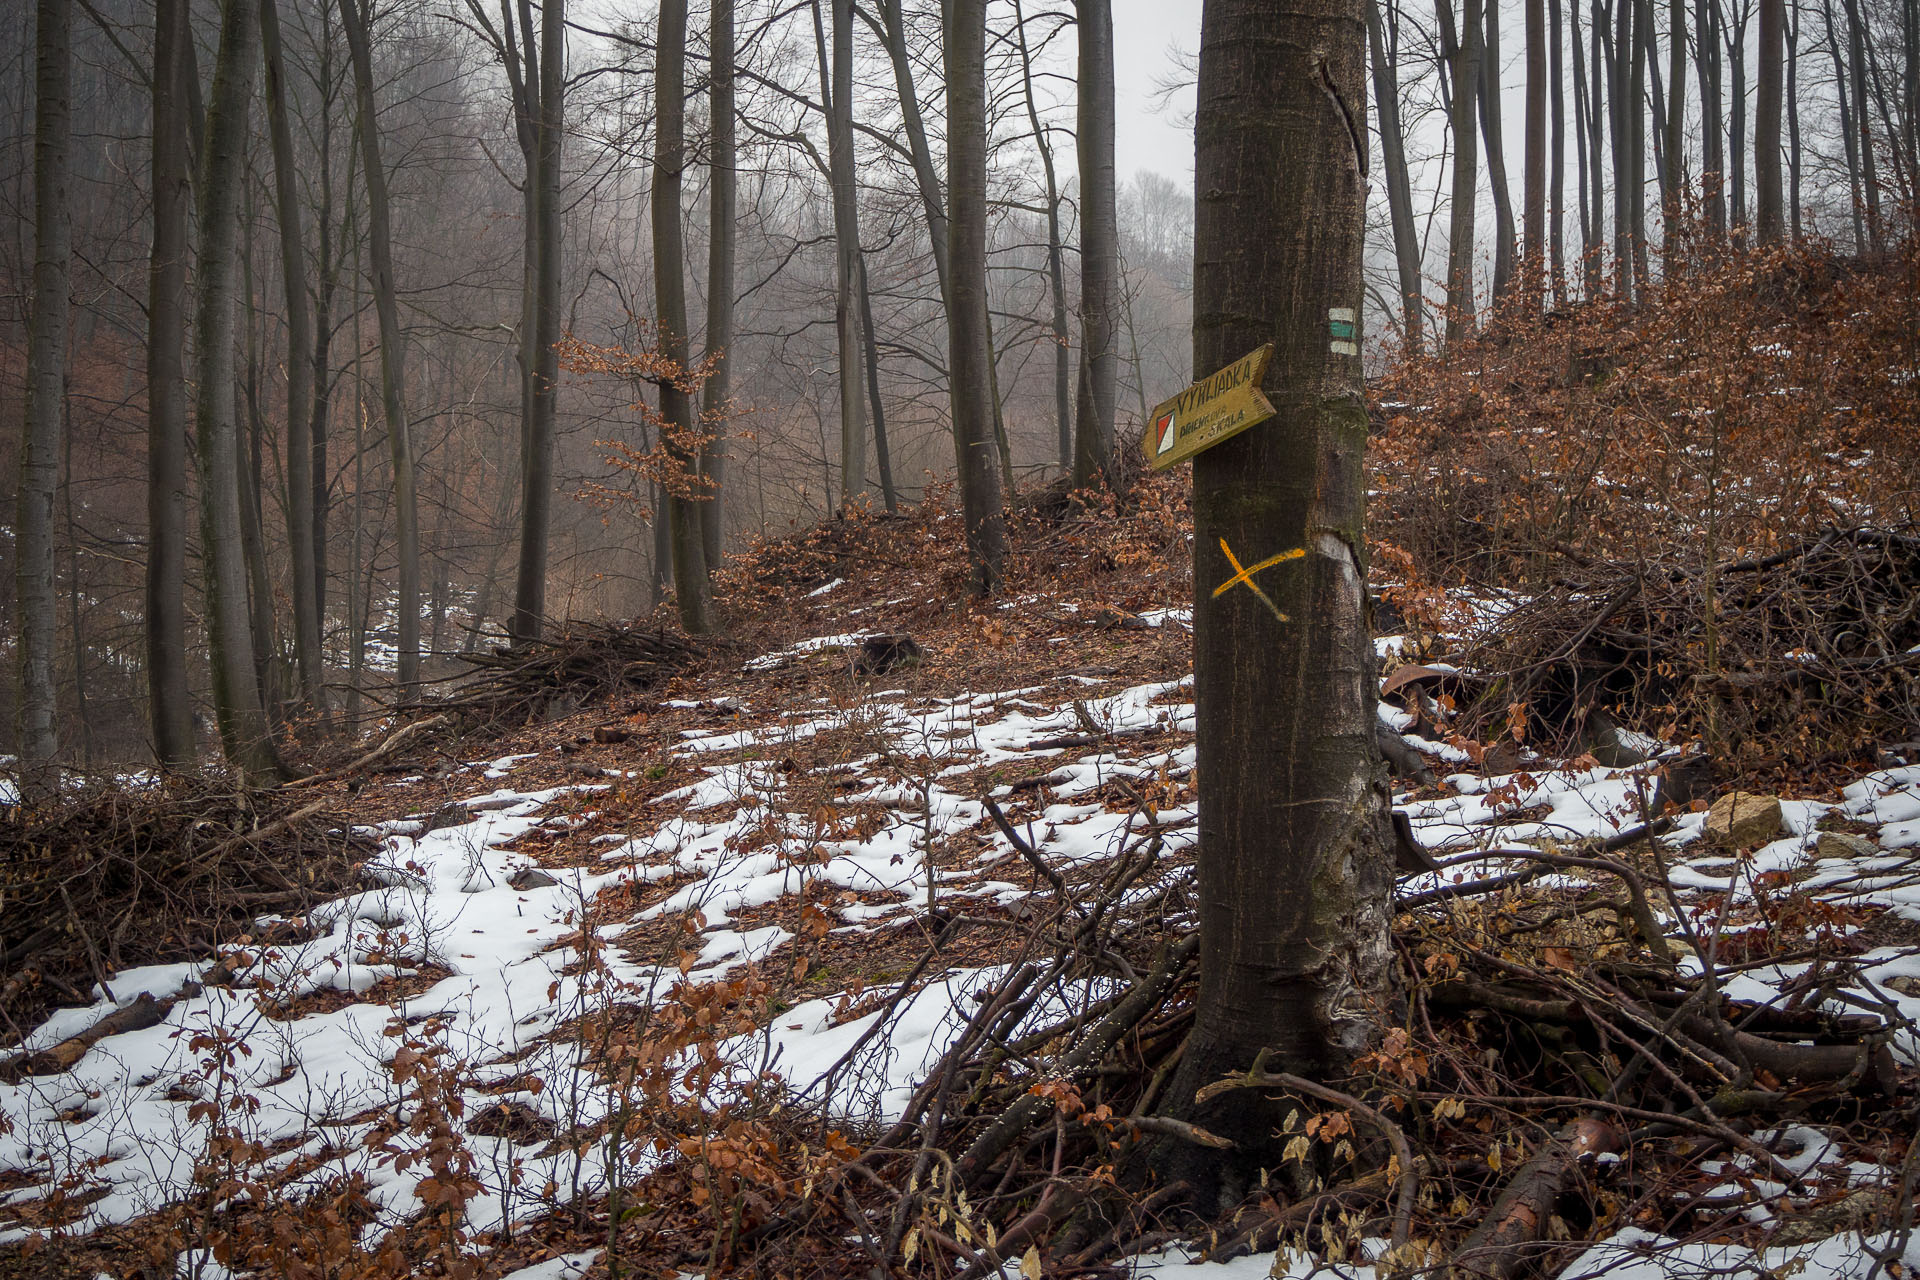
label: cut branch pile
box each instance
[444,621,704,729]
[632,813,1916,1279]
[0,783,368,1039]
[1460,527,1920,763]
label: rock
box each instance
[856,633,923,675]
[1814,831,1880,860]
[1705,792,1784,846]
[509,866,561,891]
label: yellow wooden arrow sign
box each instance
[1142,344,1276,472]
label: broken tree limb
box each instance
[0,991,170,1081]
[1449,1116,1622,1280]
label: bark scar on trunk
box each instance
[1313,55,1369,186]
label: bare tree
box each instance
[1698,0,1729,239]
[945,0,1004,593]
[1163,0,1393,1206]
[338,0,421,686]
[15,0,71,799]
[1441,0,1481,342]
[261,0,323,711]
[817,0,868,511]
[655,0,713,631]
[1370,0,1425,347]
[1073,0,1120,491]
[520,0,565,637]
[701,0,736,562]
[1525,0,1549,305]
[1757,0,1787,239]
[146,0,194,767]
[1013,0,1072,473]
[196,0,284,781]
[1480,0,1519,299]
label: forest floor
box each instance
[4,245,1920,1280]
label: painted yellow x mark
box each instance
[1212,538,1305,622]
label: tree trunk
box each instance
[818,0,868,511]
[1073,0,1120,493]
[196,0,283,782]
[1586,0,1607,292]
[1666,0,1688,249]
[1014,0,1073,474]
[1786,0,1801,238]
[146,0,194,768]
[261,0,322,712]
[338,0,420,688]
[1550,0,1567,302]
[1370,0,1425,347]
[1480,0,1518,300]
[1826,0,1866,250]
[1573,0,1599,293]
[1756,0,1786,240]
[1441,0,1481,343]
[852,248,898,514]
[701,0,736,555]
[1698,0,1728,238]
[1843,0,1883,250]
[1524,0,1548,306]
[15,0,70,800]
[1630,0,1651,289]
[1608,0,1632,295]
[508,0,563,641]
[1164,0,1394,1210]
[871,0,949,298]
[310,29,338,673]
[1728,0,1749,235]
[944,0,1004,594]
[655,0,713,632]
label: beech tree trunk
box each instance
[196,0,284,782]
[1480,0,1519,300]
[817,0,868,511]
[701,0,737,554]
[146,0,194,768]
[260,0,322,711]
[1014,0,1073,474]
[1756,0,1786,240]
[1728,0,1749,234]
[1524,0,1548,306]
[1666,0,1688,247]
[338,0,421,688]
[944,0,1004,594]
[1550,0,1567,302]
[1073,0,1120,492]
[655,0,713,631]
[1698,0,1728,239]
[509,0,564,640]
[15,0,70,800]
[1163,0,1395,1210]
[1369,0,1425,348]
[1442,0,1481,343]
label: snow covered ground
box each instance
[3,626,1918,1275]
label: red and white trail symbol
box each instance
[1154,410,1177,455]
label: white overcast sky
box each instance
[1110,0,1200,184]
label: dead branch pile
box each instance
[0,782,368,1039]
[1460,527,1920,763]
[445,621,703,729]
[649,816,1914,1279]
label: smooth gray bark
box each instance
[511,0,564,638]
[338,0,421,687]
[1073,0,1120,491]
[1165,0,1394,1208]
[1480,0,1518,300]
[146,0,194,768]
[1369,0,1424,348]
[701,0,737,555]
[16,0,71,799]
[261,0,322,711]
[1014,0,1073,474]
[1757,0,1786,239]
[1550,0,1567,301]
[1698,0,1729,239]
[817,0,868,510]
[1524,0,1548,305]
[655,0,713,632]
[944,0,1004,594]
[1441,0,1480,343]
[196,0,283,781]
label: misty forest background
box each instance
[0,0,1913,773]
